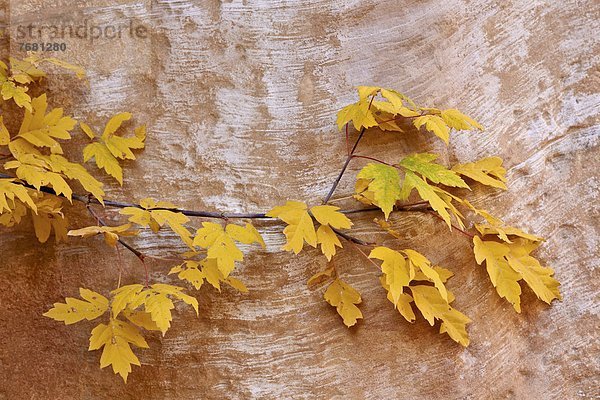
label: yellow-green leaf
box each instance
[356,163,401,220]
[399,153,469,188]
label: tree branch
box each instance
[0,172,431,218]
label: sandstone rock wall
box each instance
[0,0,598,398]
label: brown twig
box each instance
[85,204,148,286]
[322,96,375,204]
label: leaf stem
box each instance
[322,96,375,204]
[85,204,148,281]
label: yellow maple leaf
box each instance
[413,115,450,144]
[121,198,192,247]
[1,80,31,111]
[122,309,161,332]
[403,249,449,302]
[89,318,148,383]
[194,222,244,277]
[475,223,543,243]
[380,276,416,322]
[410,285,471,346]
[324,278,363,327]
[336,98,378,131]
[505,239,561,304]
[169,260,205,290]
[225,222,266,248]
[43,288,108,324]
[47,154,105,204]
[310,205,353,230]
[68,224,138,247]
[316,225,342,261]
[83,142,123,184]
[4,155,73,200]
[440,109,484,131]
[401,171,452,227]
[452,157,507,190]
[356,163,401,220]
[170,258,248,293]
[111,284,145,318]
[81,114,146,184]
[473,236,522,312]
[309,205,352,260]
[369,247,412,307]
[0,178,37,213]
[0,199,27,227]
[224,277,248,293]
[30,193,68,243]
[267,201,317,254]
[16,94,76,154]
[109,284,198,336]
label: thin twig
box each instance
[350,154,393,165]
[86,204,146,264]
[343,236,382,270]
[114,243,124,289]
[331,227,375,247]
[322,128,366,204]
[322,96,375,204]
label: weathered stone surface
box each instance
[0,0,598,399]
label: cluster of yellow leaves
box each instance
[1,93,105,207]
[336,86,483,143]
[0,179,69,242]
[267,201,353,261]
[169,259,248,293]
[44,284,198,382]
[82,113,146,184]
[120,198,193,247]
[0,55,84,111]
[369,247,470,346]
[168,221,264,292]
[473,230,561,312]
[192,221,265,278]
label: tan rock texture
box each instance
[0,0,598,399]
